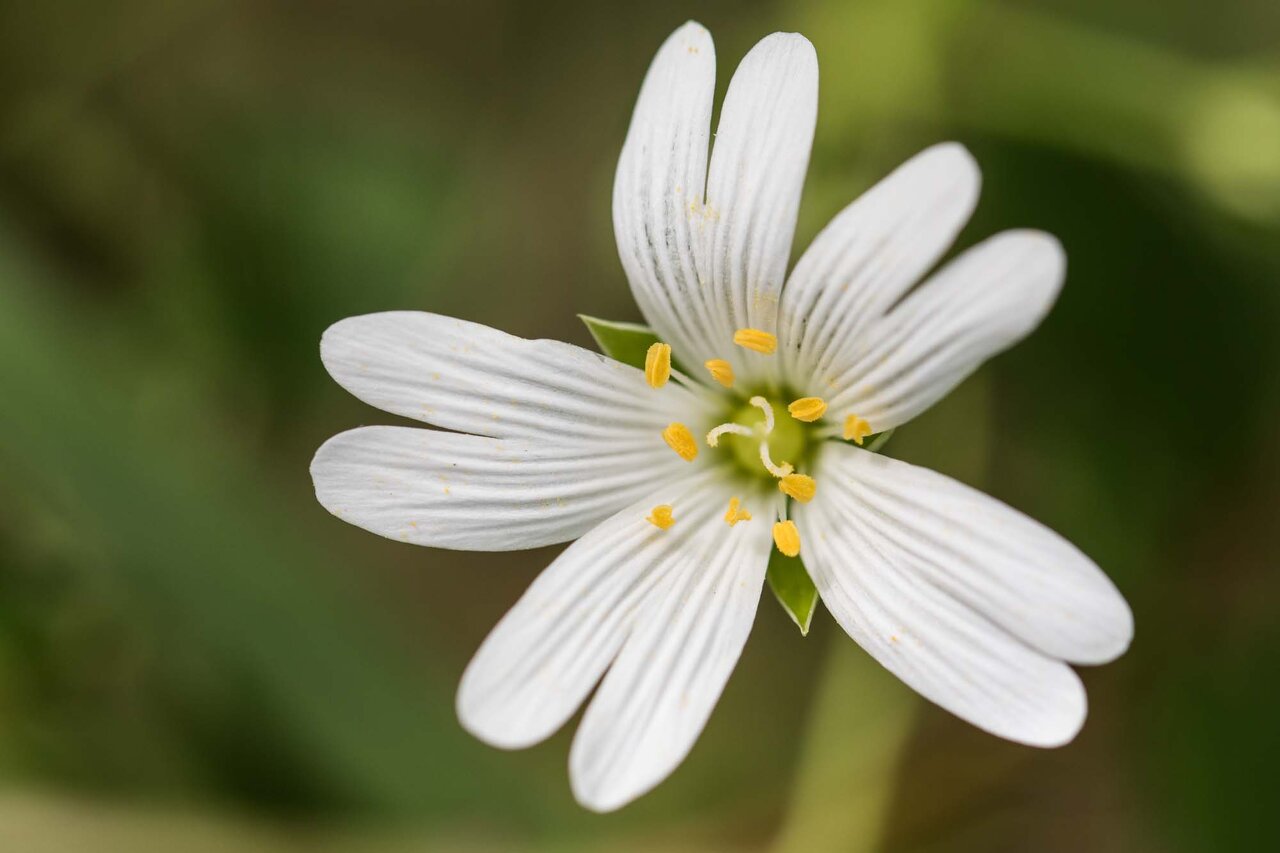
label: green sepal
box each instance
[768,429,894,634]
[864,427,895,453]
[766,549,819,636]
[578,315,660,370]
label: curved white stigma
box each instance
[759,441,793,478]
[748,396,775,434]
[706,422,753,447]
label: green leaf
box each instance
[766,549,820,636]
[579,314,660,370]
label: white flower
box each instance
[311,21,1133,812]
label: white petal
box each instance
[818,443,1132,662]
[612,22,719,371]
[311,426,690,551]
[799,444,1132,746]
[778,143,981,385]
[700,32,818,380]
[321,311,709,441]
[613,26,817,381]
[570,491,772,812]
[456,471,731,749]
[825,230,1066,431]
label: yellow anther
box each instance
[779,473,817,503]
[704,358,735,387]
[644,342,672,388]
[732,328,777,354]
[788,396,828,423]
[843,414,872,445]
[646,505,675,530]
[772,520,801,557]
[723,497,752,526]
[662,423,698,461]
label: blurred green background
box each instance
[1,1,1277,850]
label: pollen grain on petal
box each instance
[788,396,828,422]
[662,422,698,461]
[646,504,675,530]
[772,520,801,557]
[732,328,777,355]
[644,342,672,388]
[843,414,872,445]
[723,497,752,526]
[704,358,735,387]
[779,473,817,503]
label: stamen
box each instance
[704,358,735,387]
[733,328,777,354]
[759,442,793,478]
[646,504,675,530]
[778,473,817,503]
[706,422,752,447]
[644,342,672,388]
[662,423,698,461]
[788,396,828,423]
[772,520,801,557]
[843,414,872,445]
[748,396,775,434]
[723,497,752,526]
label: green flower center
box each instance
[724,399,805,472]
[706,394,817,488]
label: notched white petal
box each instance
[701,32,818,381]
[797,443,1131,746]
[613,21,717,373]
[819,443,1132,663]
[320,311,710,441]
[455,472,735,753]
[311,426,687,551]
[569,496,772,811]
[778,142,981,384]
[825,230,1067,431]
[614,26,818,386]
